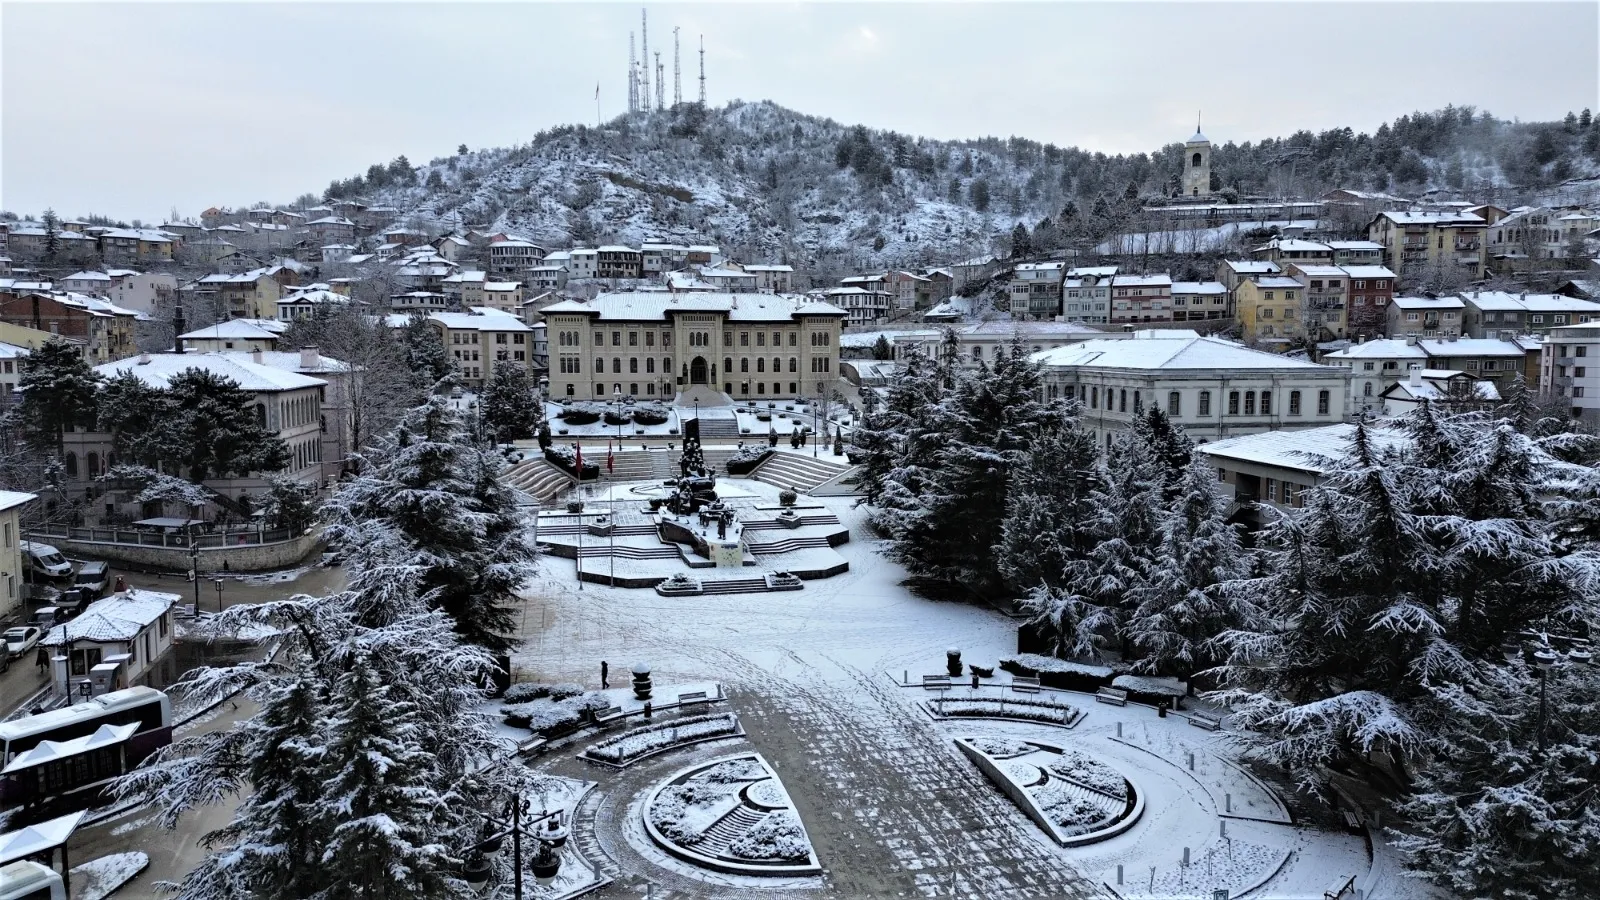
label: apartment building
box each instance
[1327,240,1386,266]
[1216,259,1282,292]
[884,271,934,310]
[1234,276,1306,344]
[1170,282,1229,323]
[825,287,892,325]
[305,217,357,244]
[1284,265,1349,340]
[1339,265,1396,338]
[1327,335,1537,415]
[0,292,140,363]
[1541,323,1600,424]
[741,264,795,293]
[1387,295,1465,338]
[427,308,536,389]
[1062,267,1116,325]
[1252,238,1333,269]
[540,292,845,402]
[1008,262,1065,319]
[1367,210,1487,280]
[1459,291,1600,338]
[596,246,644,279]
[1109,274,1173,324]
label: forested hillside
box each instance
[321,101,1600,272]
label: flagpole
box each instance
[596,83,601,128]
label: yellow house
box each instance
[1234,275,1306,346]
[1367,211,1487,281]
[0,491,37,621]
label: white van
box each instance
[20,541,73,579]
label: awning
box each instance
[0,810,88,865]
[2,723,138,775]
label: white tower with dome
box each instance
[1183,115,1212,197]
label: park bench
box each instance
[1010,675,1041,694]
[592,704,624,726]
[517,737,549,757]
[922,674,951,690]
[1187,712,1223,731]
[677,690,709,707]
[1095,686,1129,707]
[1342,810,1363,833]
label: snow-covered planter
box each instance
[631,404,669,425]
[1001,654,1117,693]
[581,712,742,766]
[559,403,604,425]
[1111,674,1188,707]
[503,682,585,705]
[929,695,1085,728]
[724,446,771,475]
[778,488,798,507]
[644,752,820,876]
[603,409,630,426]
[654,573,704,597]
[545,446,599,479]
[955,737,1140,847]
[501,691,612,737]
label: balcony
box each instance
[1455,241,1480,251]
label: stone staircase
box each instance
[701,576,775,595]
[743,535,834,554]
[693,415,742,441]
[749,452,855,492]
[600,449,661,481]
[690,805,768,855]
[503,459,576,504]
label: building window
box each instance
[1364,381,1373,397]
[1261,391,1271,414]
[1266,478,1278,502]
[1119,389,1127,413]
[1217,467,1226,483]
[1091,386,1099,409]
[1244,391,1256,415]
[1198,390,1210,416]
[1576,386,1587,398]
[1318,390,1330,415]
[1167,391,1180,415]
[1228,391,1239,415]
[1289,390,1302,415]
[629,358,638,373]
[611,358,621,374]
[740,358,749,373]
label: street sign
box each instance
[186,569,195,581]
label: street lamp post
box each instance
[460,794,568,899]
[811,395,819,458]
[1533,646,1558,753]
[188,522,201,614]
[213,577,224,614]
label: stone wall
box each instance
[30,529,323,573]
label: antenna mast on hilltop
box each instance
[655,52,664,110]
[640,8,651,113]
[628,33,639,114]
[698,34,706,105]
[673,27,681,107]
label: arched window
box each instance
[65,452,78,477]
[1244,391,1256,416]
[256,403,268,428]
[87,452,99,476]
[1191,152,1203,168]
[971,345,982,360]
[1363,381,1374,397]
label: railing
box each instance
[27,523,298,548]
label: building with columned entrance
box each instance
[540,292,846,402]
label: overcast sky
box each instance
[3,1,1596,223]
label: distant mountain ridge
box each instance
[316,100,1600,274]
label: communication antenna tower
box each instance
[640,8,651,112]
[655,52,665,110]
[698,34,706,105]
[628,33,638,114]
[673,27,682,107]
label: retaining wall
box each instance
[32,530,324,573]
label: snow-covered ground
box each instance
[69,851,149,900]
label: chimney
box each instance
[1405,335,1418,346]
[1410,367,1424,387]
[300,346,320,369]
[137,352,151,365]
[251,348,264,364]
[171,302,187,353]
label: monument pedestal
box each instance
[710,540,743,568]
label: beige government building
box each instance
[540,293,847,401]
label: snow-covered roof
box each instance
[1290,265,1348,278]
[1014,262,1065,274]
[443,270,488,284]
[64,271,111,282]
[493,238,541,249]
[960,320,1103,337]
[1418,338,1532,357]
[97,352,327,392]
[1199,423,1410,475]
[98,228,174,243]
[306,216,356,227]
[1112,273,1172,287]
[1188,129,1208,143]
[1378,211,1485,226]
[179,319,286,341]
[1033,333,1340,372]
[42,589,178,645]
[0,490,36,512]
[1391,295,1465,310]
[1324,340,1429,360]
[1223,260,1281,274]
[1326,240,1385,250]
[214,350,351,375]
[429,311,531,332]
[1256,239,1331,253]
[1460,291,1600,314]
[740,264,794,273]
[484,281,520,291]
[597,245,639,254]
[1169,281,1227,295]
[1066,266,1118,278]
[1384,376,1501,402]
[1253,276,1306,289]
[1338,265,1396,279]
[542,292,844,322]
[838,329,940,348]
[0,812,88,864]
[2,724,138,774]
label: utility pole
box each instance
[698,34,706,105]
[673,27,681,107]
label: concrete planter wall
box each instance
[34,529,324,573]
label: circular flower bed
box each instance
[743,778,788,810]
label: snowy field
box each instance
[509,490,1436,899]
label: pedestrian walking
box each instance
[600,660,609,690]
[35,645,49,674]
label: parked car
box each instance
[71,561,110,598]
[3,626,43,660]
[54,589,90,616]
[20,542,72,579]
[27,607,61,630]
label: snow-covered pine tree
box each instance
[1125,455,1257,683]
[1393,658,1600,900]
[480,362,542,442]
[857,346,942,507]
[154,369,292,482]
[403,315,455,389]
[1208,424,1441,787]
[995,417,1101,593]
[327,396,537,652]
[1128,406,1195,500]
[12,336,100,456]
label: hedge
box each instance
[999,654,1120,694]
[725,449,772,476]
[544,447,600,480]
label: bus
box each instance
[0,861,67,900]
[0,686,172,809]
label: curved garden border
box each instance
[956,737,1146,848]
[580,713,745,769]
[642,752,822,877]
[923,695,1086,730]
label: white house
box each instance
[1540,322,1600,424]
[42,589,180,694]
[1032,331,1352,447]
[1199,423,1410,521]
[1380,368,1499,417]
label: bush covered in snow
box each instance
[631,404,670,426]
[502,682,585,704]
[727,811,810,862]
[584,713,740,764]
[700,757,766,784]
[543,446,599,479]
[936,696,1084,727]
[1033,780,1113,834]
[966,737,1033,758]
[1000,655,1117,693]
[1047,750,1127,800]
[500,691,612,736]
[725,446,771,475]
[558,403,604,425]
[650,781,738,842]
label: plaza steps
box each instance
[598,449,661,481]
[691,415,742,441]
[742,514,840,531]
[503,459,576,504]
[744,536,834,554]
[691,804,768,855]
[540,523,658,536]
[575,545,679,560]
[749,452,854,492]
[701,577,775,595]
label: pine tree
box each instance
[13,337,101,456]
[480,363,541,442]
[42,208,61,262]
[870,334,893,361]
[1129,405,1194,500]
[326,396,537,652]
[995,418,1101,593]
[154,369,291,482]
[403,316,454,389]
[1126,456,1256,683]
[853,347,940,506]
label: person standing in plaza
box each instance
[601,660,609,689]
